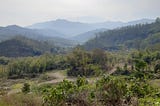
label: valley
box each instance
[0,18,160,106]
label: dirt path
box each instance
[7,64,123,95]
[39,64,123,85]
[7,89,21,95]
[6,64,126,95]
[108,67,117,75]
[108,63,125,75]
[39,71,76,85]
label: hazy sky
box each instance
[0,0,160,26]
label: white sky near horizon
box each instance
[0,0,160,26]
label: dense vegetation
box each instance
[4,54,66,79]
[0,47,115,78]
[0,49,160,105]
[42,76,160,106]
[84,18,160,51]
[67,48,115,76]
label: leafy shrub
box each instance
[139,97,160,106]
[130,79,156,98]
[43,78,92,106]
[96,75,128,105]
[43,80,76,106]
[0,57,10,65]
[22,83,30,94]
[76,76,88,87]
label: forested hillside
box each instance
[84,18,160,51]
[0,36,64,57]
[71,28,107,43]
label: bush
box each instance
[139,97,160,106]
[130,79,156,98]
[96,76,128,105]
[0,57,10,65]
[76,76,88,87]
[43,78,92,106]
[22,83,30,94]
[43,80,76,106]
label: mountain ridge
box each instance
[27,18,154,39]
[0,25,76,47]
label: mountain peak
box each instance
[55,19,69,22]
[5,25,23,30]
[6,25,20,28]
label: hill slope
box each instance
[0,36,56,57]
[84,18,160,51]
[71,28,107,43]
[0,25,76,47]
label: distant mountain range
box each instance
[27,18,154,42]
[0,18,155,49]
[0,18,159,57]
[28,19,94,37]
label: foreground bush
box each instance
[43,76,158,106]
[96,76,128,105]
[22,83,30,94]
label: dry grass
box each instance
[0,93,43,106]
[149,79,160,88]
